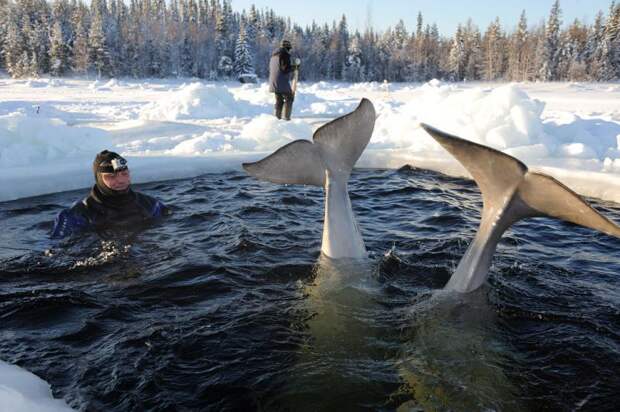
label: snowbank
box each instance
[1,78,619,204]
[0,105,109,168]
[368,81,620,200]
[0,360,74,412]
[372,81,547,156]
[140,82,267,120]
[238,114,314,151]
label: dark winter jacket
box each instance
[269,48,293,93]
[51,186,169,239]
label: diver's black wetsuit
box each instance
[51,185,168,239]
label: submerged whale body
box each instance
[420,123,620,293]
[243,98,376,259]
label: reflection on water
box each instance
[397,289,522,411]
[1,168,619,411]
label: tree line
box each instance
[1,0,619,82]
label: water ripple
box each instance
[0,169,619,411]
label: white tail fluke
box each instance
[242,140,325,186]
[243,99,376,259]
[243,98,375,184]
[421,123,620,293]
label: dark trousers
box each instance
[274,92,294,120]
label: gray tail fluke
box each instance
[519,172,620,238]
[420,123,620,237]
[420,123,620,292]
[242,98,376,186]
[420,123,528,211]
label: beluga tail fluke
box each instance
[420,123,620,293]
[243,98,376,259]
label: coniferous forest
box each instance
[1,0,619,82]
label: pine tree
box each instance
[167,0,181,76]
[426,23,441,79]
[482,18,505,80]
[246,5,258,49]
[16,0,52,76]
[123,0,141,77]
[390,19,409,80]
[463,19,482,81]
[180,35,193,77]
[393,19,408,49]
[89,7,111,77]
[0,0,11,70]
[50,0,73,72]
[4,7,28,78]
[215,0,232,77]
[412,11,425,80]
[586,11,605,80]
[71,6,90,74]
[508,10,529,81]
[49,19,69,76]
[448,25,466,81]
[343,34,364,82]
[558,19,588,80]
[104,0,121,77]
[376,29,392,81]
[538,0,562,80]
[600,3,620,80]
[334,14,349,80]
[233,22,256,82]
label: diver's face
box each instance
[101,169,131,191]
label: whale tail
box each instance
[243,99,375,259]
[242,98,376,185]
[420,123,620,293]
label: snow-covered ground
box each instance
[0,360,74,412]
[1,77,620,203]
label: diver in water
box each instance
[51,150,170,239]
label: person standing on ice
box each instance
[269,39,300,120]
[51,150,170,239]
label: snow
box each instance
[140,82,267,121]
[0,360,74,412]
[1,77,620,204]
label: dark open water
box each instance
[1,168,619,411]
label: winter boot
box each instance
[283,95,294,121]
[274,93,284,119]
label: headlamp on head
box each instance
[111,157,128,172]
[97,156,128,174]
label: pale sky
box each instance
[231,0,611,34]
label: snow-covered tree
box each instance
[343,34,364,82]
[233,23,256,82]
[0,0,8,70]
[49,19,69,76]
[448,25,466,81]
[71,5,90,74]
[508,10,529,81]
[215,0,232,77]
[558,19,588,80]
[389,19,410,80]
[89,7,111,77]
[586,11,606,80]
[4,7,29,77]
[600,3,620,80]
[463,20,482,81]
[375,29,392,81]
[482,18,505,80]
[332,14,349,80]
[0,0,616,82]
[538,0,562,80]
